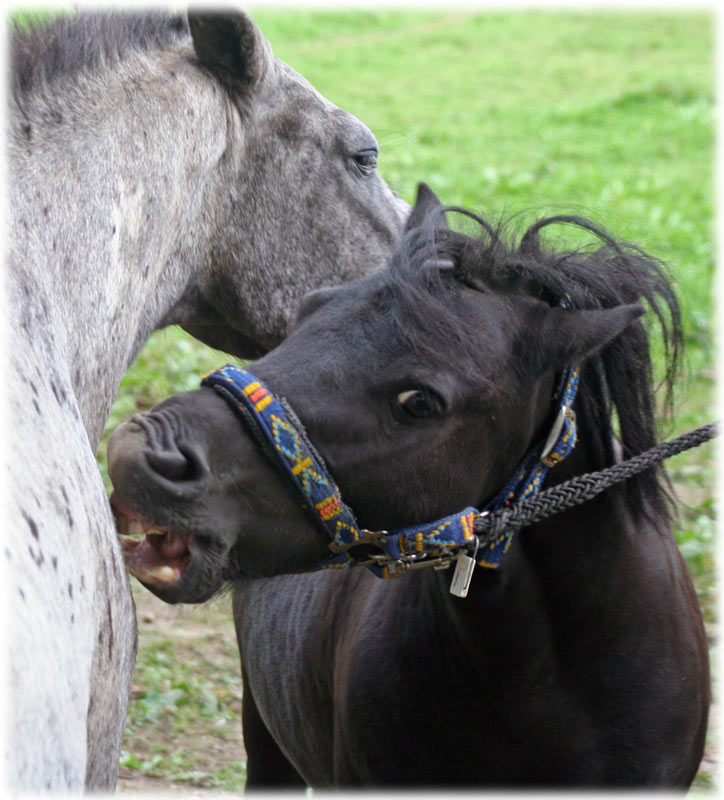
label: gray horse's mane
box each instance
[11,11,189,99]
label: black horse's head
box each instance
[108,184,678,604]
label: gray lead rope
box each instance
[473,422,718,543]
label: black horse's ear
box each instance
[405,183,448,233]
[537,304,645,370]
[188,10,271,94]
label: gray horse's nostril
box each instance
[146,445,207,483]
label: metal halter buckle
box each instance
[331,535,461,573]
[540,406,576,467]
[374,552,456,577]
[327,529,388,558]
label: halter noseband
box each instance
[201,362,579,596]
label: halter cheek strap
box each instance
[201,364,360,572]
[201,363,580,582]
[475,366,579,568]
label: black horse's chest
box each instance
[235,572,598,785]
[236,549,707,788]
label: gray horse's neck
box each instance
[10,46,232,448]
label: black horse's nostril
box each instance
[145,444,207,483]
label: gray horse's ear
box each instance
[405,183,448,233]
[188,10,271,93]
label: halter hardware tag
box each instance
[450,535,479,597]
[450,553,476,597]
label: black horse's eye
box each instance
[353,149,378,176]
[394,389,441,422]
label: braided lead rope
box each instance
[473,422,718,543]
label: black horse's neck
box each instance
[429,381,669,632]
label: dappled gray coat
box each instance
[7,9,406,790]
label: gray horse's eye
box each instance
[354,149,378,176]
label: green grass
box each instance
[14,7,712,790]
[9,5,72,31]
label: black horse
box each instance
[108,185,709,788]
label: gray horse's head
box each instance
[10,9,409,447]
[177,11,409,356]
[11,9,407,365]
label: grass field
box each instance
[21,8,715,791]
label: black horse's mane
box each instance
[11,11,189,99]
[389,208,683,523]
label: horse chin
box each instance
[110,492,224,604]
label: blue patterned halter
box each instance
[201,362,580,587]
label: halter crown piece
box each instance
[201,361,580,597]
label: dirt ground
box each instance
[117,584,246,795]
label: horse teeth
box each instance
[127,520,145,537]
[149,566,176,584]
[120,536,140,550]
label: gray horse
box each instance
[7,9,406,791]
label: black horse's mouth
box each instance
[110,492,193,588]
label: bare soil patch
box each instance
[117,583,245,794]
